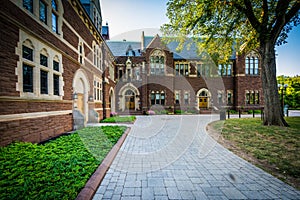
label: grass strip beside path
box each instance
[100,116,136,123]
[207,117,300,190]
[0,126,127,200]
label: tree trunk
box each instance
[260,41,288,126]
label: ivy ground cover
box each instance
[0,126,126,200]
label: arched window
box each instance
[18,31,63,99]
[150,50,165,75]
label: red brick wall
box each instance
[0,16,19,97]
[0,114,72,146]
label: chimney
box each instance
[141,31,145,50]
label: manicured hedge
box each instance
[0,126,126,200]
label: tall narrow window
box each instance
[23,0,33,13]
[175,92,180,104]
[245,57,250,75]
[184,64,189,76]
[23,64,33,92]
[40,54,48,67]
[98,48,102,70]
[218,92,223,104]
[161,92,165,105]
[93,45,96,66]
[53,74,59,95]
[51,0,57,10]
[40,70,48,94]
[155,93,160,105]
[23,45,33,61]
[151,93,155,105]
[196,64,201,77]
[51,0,58,33]
[180,64,184,75]
[39,0,47,24]
[218,64,223,76]
[155,56,160,74]
[227,64,232,76]
[227,91,233,105]
[53,60,59,71]
[184,93,189,105]
[94,79,102,101]
[255,91,260,104]
[79,43,83,64]
[254,58,259,75]
[246,91,250,104]
[160,57,165,74]
[175,64,179,76]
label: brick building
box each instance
[107,33,264,115]
[0,0,263,146]
[0,0,116,146]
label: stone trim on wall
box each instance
[0,110,72,122]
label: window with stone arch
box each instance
[22,39,35,93]
[39,48,49,94]
[150,49,165,75]
[17,30,63,99]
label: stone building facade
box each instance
[0,0,116,146]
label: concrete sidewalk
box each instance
[92,115,300,199]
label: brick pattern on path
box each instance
[93,115,300,199]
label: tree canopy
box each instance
[162,0,300,62]
[162,0,300,126]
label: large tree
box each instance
[162,0,300,126]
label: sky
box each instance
[101,0,300,77]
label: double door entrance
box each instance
[199,97,208,108]
[125,90,135,110]
[125,96,135,110]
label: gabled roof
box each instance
[107,41,142,57]
[107,34,236,60]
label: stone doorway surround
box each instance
[72,69,90,129]
[118,83,140,111]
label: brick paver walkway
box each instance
[92,115,300,199]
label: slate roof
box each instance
[107,35,236,60]
[107,41,142,57]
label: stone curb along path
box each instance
[76,127,131,200]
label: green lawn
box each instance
[0,126,127,200]
[210,117,300,189]
[100,116,136,123]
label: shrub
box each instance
[175,110,184,114]
[0,126,126,200]
[110,112,118,117]
[147,110,155,115]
